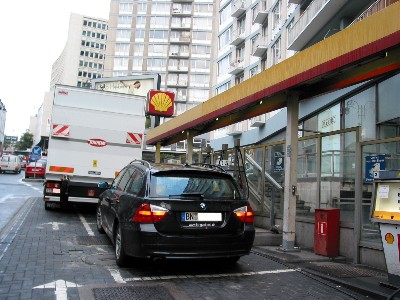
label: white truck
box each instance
[43,85,146,209]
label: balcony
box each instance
[171,22,191,30]
[230,28,246,46]
[172,7,192,16]
[228,58,245,75]
[166,81,188,88]
[169,51,190,58]
[226,123,243,136]
[253,0,271,24]
[350,0,398,26]
[167,65,189,72]
[231,0,248,17]
[287,0,347,51]
[170,36,191,44]
[250,115,265,127]
[252,36,268,57]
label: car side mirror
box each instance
[98,182,110,189]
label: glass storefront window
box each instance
[297,138,317,217]
[344,87,376,141]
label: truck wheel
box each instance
[96,206,105,233]
[115,223,128,267]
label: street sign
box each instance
[31,146,42,156]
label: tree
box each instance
[15,132,33,151]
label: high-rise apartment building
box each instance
[33,13,108,146]
[104,0,217,154]
[50,13,108,89]
[213,0,297,139]
[212,0,383,140]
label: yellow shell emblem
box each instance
[150,92,173,112]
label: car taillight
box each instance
[133,203,168,223]
[45,182,61,194]
[46,182,60,188]
[234,205,254,223]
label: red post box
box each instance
[314,208,340,257]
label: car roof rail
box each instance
[129,159,152,168]
[190,163,227,173]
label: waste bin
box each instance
[314,208,340,257]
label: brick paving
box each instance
[0,197,373,299]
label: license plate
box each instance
[181,212,222,222]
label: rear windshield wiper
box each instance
[169,193,204,199]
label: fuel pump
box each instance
[371,170,400,287]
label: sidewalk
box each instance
[252,244,399,300]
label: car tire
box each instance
[96,205,105,233]
[115,223,128,267]
[223,256,241,264]
[44,202,51,210]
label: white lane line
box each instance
[79,213,94,236]
[106,266,295,283]
[0,195,13,203]
[108,267,127,283]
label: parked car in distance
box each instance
[0,155,21,174]
[20,158,28,169]
[96,160,255,267]
[25,161,46,179]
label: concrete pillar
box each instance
[282,93,299,251]
[186,131,193,164]
[155,142,161,163]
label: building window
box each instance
[235,73,244,85]
[249,66,259,77]
[272,0,281,29]
[217,54,231,76]
[237,16,246,35]
[220,4,231,25]
[119,2,133,13]
[251,34,259,53]
[272,37,281,65]
[236,44,245,60]
[219,27,231,50]
[216,82,231,95]
[252,3,259,23]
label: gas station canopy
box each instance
[147,3,400,146]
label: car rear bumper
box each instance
[121,223,255,259]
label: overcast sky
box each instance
[0,0,110,138]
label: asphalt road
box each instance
[0,173,371,300]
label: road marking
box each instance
[33,280,82,300]
[43,222,65,230]
[79,213,94,236]
[0,194,13,203]
[106,266,295,284]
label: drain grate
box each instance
[77,236,111,246]
[306,262,386,278]
[93,286,174,300]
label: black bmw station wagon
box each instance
[96,160,255,267]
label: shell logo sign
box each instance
[146,90,175,117]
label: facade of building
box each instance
[0,100,6,154]
[33,13,108,146]
[208,0,400,270]
[103,0,216,156]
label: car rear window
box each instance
[149,173,242,199]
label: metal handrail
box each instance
[245,154,283,190]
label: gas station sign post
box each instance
[371,170,400,287]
